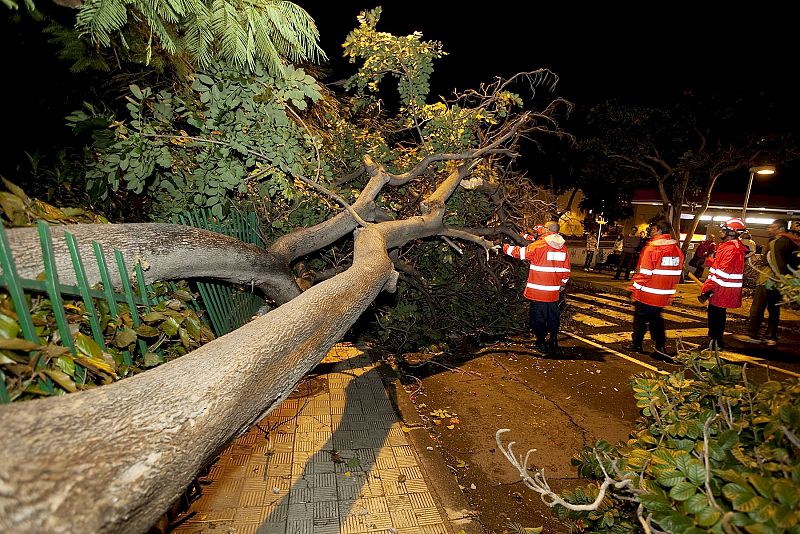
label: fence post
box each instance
[113,250,150,358]
[36,221,76,355]
[65,232,106,351]
[0,224,39,343]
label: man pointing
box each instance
[501,221,571,354]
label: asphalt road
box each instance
[402,282,800,533]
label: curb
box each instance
[371,353,485,534]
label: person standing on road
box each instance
[688,228,716,278]
[501,221,571,355]
[698,218,747,351]
[627,220,684,359]
[614,228,642,281]
[583,231,597,271]
[744,218,800,346]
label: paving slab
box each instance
[171,343,457,534]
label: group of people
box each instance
[495,217,799,360]
[583,228,647,280]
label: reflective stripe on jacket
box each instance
[629,234,684,307]
[503,232,571,302]
[702,239,745,308]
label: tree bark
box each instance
[3,224,302,305]
[0,224,396,533]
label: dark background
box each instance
[301,2,796,105]
[2,2,798,197]
[304,1,800,197]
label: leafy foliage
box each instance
[0,282,214,402]
[5,0,325,76]
[554,350,800,533]
[68,63,328,223]
[343,7,444,113]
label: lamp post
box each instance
[742,165,776,220]
[595,215,607,253]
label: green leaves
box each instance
[553,347,800,534]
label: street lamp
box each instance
[742,165,775,219]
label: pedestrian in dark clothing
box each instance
[688,230,716,277]
[745,219,800,345]
[614,228,641,280]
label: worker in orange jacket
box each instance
[628,220,684,359]
[501,221,571,354]
[699,218,747,351]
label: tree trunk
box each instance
[3,224,302,305]
[681,173,720,256]
[0,225,396,533]
[0,164,459,532]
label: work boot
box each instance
[627,343,646,354]
[547,340,560,356]
[533,340,547,353]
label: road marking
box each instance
[568,300,635,322]
[597,292,707,319]
[571,313,617,327]
[563,331,667,374]
[571,293,703,323]
[589,328,709,344]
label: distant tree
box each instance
[582,94,799,254]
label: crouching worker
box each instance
[699,218,747,351]
[628,220,684,360]
[501,221,570,354]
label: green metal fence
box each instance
[0,221,153,374]
[172,209,266,337]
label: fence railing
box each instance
[0,221,156,402]
[172,209,266,336]
[0,212,267,401]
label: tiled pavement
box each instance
[171,344,450,534]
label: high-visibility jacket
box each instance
[503,232,571,302]
[629,234,684,307]
[701,239,745,308]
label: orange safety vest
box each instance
[503,232,571,302]
[629,235,684,307]
[701,239,745,309]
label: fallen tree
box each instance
[0,6,576,529]
[0,65,570,529]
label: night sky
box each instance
[2,2,798,198]
[300,1,796,106]
[300,2,799,196]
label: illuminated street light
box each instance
[742,165,776,220]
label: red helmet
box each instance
[533,224,545,235]
[720,217,746,233]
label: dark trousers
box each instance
[632,301,666,349]
[614,252,637,280]
[529,300,560,343]
[584,250,595,268]
[707,304,727,345]
[749,285,781,339]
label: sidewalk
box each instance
[170,343,479,534]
